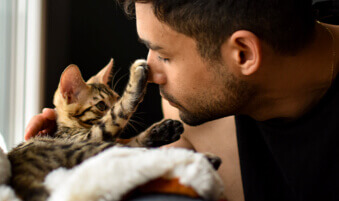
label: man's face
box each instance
[135,3,253,126]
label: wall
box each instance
[44,0,162,137]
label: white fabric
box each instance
[45,147,224,201]
[0,186,20,201]
[0,147,224,201]
[0,147,19,201]
[0,147,10,185]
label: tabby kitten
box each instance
[8,59,184,201]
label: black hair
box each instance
[118,0,316,60]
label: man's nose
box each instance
[146,51,167,85]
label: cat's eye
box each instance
[95,101,107,111]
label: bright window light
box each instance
[0,0,44,151]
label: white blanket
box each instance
[0,147,19,201]
[0,147,10,185]
[0,147,224,201]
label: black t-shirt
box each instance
[235,75,339,201]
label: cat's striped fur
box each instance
[7,59,184,201]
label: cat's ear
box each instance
[87,58,114,85]
[59,64,89,104]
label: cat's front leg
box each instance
[127,119,184,147]
[91,60,148,141]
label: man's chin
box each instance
[178,111,211,126]
[179,110,228,126]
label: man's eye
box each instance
[95,101,107,111]
[158,56,170,63]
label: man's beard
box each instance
[159,73,254,126]
[160,87,215,126]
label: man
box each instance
[26,0,339,200]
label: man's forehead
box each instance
[135,2,175,35]
[135,2,196,54]
[135,3,175,51]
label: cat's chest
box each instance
[55,126,90,139]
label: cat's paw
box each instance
[145,119,184,147]
[130,59,148,88]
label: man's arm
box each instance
[161,98,244,201]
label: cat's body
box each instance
[8,59,184,201]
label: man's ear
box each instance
[87,58,114,85]
[59,64,89,104]
[223,30,261,76]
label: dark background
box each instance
[44,0,161,137]
[43,0,339,137]
[313,0,339,24]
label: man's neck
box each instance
[244,22,339,121]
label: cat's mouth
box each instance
[77,116,103,127]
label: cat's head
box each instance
[53,59,120,128]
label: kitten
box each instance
[7,59,184,201]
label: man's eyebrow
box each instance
[138,38,163,51]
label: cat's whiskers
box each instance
[113,73,129,92]
[126,121,139,133]
[110,68,121,89]
[131,114,147,123]
[129,118,146,128]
